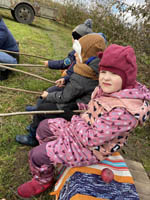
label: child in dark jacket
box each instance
[45,18,93,76]
[0,17,19,80]
[25,19,94,111]
[26,19,107,112]
[17,44,150,198]
[16,34,106,146]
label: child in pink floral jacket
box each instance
[17,44,150,198]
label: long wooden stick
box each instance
[0,49,51,60]
[0,63,45,67]
[0,85,41,95]
[0,110,85,117]
[0,64,55,84]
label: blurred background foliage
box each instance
[50,0,150,84]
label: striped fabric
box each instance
[51,152,139,200]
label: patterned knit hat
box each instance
[98,44,137,89]
[72,19,93,40]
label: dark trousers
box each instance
[34,86,63,108]
[31,102,78,130]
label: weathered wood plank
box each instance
[125,159,150,200]
[138,194,150,200]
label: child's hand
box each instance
[44,61,48,67]
[41,91,48,99]
[55,78,65,87]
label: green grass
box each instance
[0,9,72,199]
[0,8,150,200]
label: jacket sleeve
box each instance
[71,107,137,147]
[45,75,85,103]
[63,75,70,83]
[48,50,75,70]
[48,59,66,70]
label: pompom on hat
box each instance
[98,44,137,89]
[72,19,93,40]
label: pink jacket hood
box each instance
[92,81,150,102]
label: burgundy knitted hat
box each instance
[98,44,137,89]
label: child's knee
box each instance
[30,144,48,167]
[36,119,49,140]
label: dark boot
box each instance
[16,127,38,147]
[17,178,53,198]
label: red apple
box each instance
[101,168,114,183]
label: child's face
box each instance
[99,70,122,93]
[74,52,82,64]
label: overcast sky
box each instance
[124,0,146,24]
[53,0,146,25]
[123,0,145,5]
[53,0,146,7]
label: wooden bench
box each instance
[125,159,150,200]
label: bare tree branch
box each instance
[0,64,55,84]
[0,49,51,60]
[0,63,45,67]
[0,110,85,117]
[0,85,42,95]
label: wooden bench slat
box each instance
[125,159,150,199]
